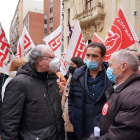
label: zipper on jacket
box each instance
[44,93,51,113]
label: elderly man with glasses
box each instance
[1,45,65,140]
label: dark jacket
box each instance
[68,63,113,140]
[0,73,3,98]
[0,63,64,140]
[88,72,140,140]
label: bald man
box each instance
[88,49,140,140]
[1,45,65,140]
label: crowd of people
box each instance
[0,42,140,140]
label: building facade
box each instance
[23,12,44,46]
[63,0,140,50]
[9,0,43,54]
[44,0,65,52]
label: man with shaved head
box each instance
[1,45,65,140]
[88,49,140,140]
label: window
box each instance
[44,14,47,19]
[86,0,93,10]
[50,18,53,23]
[62,3,64,9]
[62,14,64,20]
[50,27,53,33]
[44,19,47,24]
[88,40,91,44]
[68,9,70,21]
[50,7,53,13]
[44,29,47,35]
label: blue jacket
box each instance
[68,63,113,140]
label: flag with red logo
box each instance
[16,26,35,60]
[43,26,61,60]
[92,33,104,44]
[60,49,67,75]
[0,22,15,75]
[65,20,87,62]
[104,6,139,61]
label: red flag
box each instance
[92,33,104,44]
[0,22,15,75]
[104,6,139,61]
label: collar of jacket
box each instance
[17,62,58,82]
[105,72,140,99]
[73,62,109,80]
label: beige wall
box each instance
[64,0,140,51]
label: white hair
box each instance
[116,49,139,72]
[28,45,46,66]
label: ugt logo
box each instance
[104,24,122,58]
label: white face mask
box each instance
[43,57,59,72]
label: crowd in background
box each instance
[0,42,140,140]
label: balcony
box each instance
[74,2,105,31]
[50,22,53,28]
[50,12,53,18]
[50,2,53,8]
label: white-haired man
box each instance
[88,49,140,140]
[1,45,65,140]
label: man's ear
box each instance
[122,62,128,72]
[102,55,106,62]
[37,57,43,66]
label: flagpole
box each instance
[60,0,62,54]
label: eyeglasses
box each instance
[41,56,57,60]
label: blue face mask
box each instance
[106,65,122,83]
[86,59,101,70]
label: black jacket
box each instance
[1,63,64,140]
[68,63,113,140]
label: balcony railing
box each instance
[50,12,53,18]
[50,22,53,28]
[50,2,53,8]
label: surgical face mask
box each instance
[43,58,59,72]
[86,58,102,70]
[106,64,122,83]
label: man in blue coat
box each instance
[68,42,113,140]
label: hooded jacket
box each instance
[88,72,140,140]
[1,62,64,140]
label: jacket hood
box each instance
[73,62,109,79]
[16,62,37,77]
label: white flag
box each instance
[16,26,35,60]
[65,20,86,62]
[60,49,67,75]
[0,22,15,75]
[43,26,61,60]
